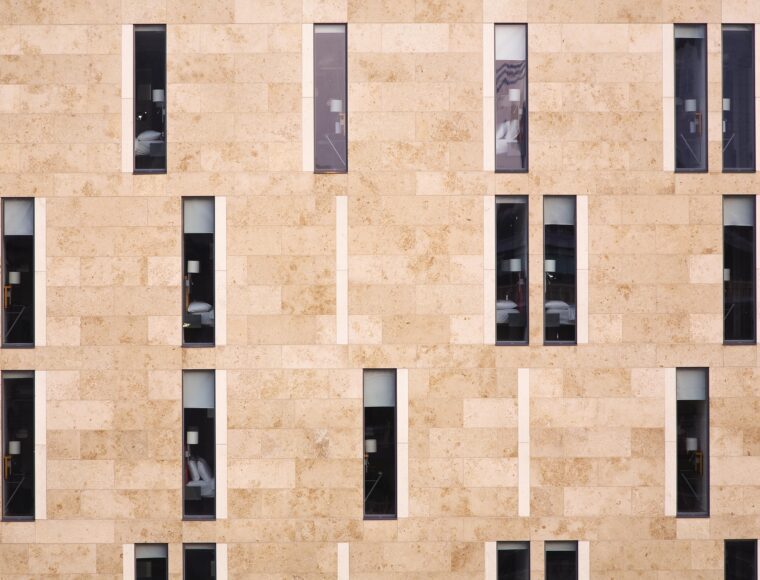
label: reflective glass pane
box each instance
[496,197,529,343]
[3,199,34,346]
[675,24,707,171]
[183,198,215,346]
[2,371,34,519]
[314,24,347,173]
[184,544,216,580]
[723,25,755,171]
[183,371,215,519]
[497,542,530,580]
[676,368,709,516]
[134,25,167,173]
[363,369,396,517]
[725,540,757,580]
[136,545,168,580]
[545,542,577,580]
[723,196,755,342]
[495,24,528,171]
[544,197,576,344]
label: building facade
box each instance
[1,0,760,578]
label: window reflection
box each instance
[134,25,167,173]
[136,545,168,580]
[183,371,215,519]
[544,197,576,344]
[725,540,757,580]
[723,196,755,342]
[496,197,528,343]
[363,369,396,518]
[2,199,34,347]
[495,24,528,172]
[314,24,347,173]
[545,542,577,580]
[184,544,216,580]
[2,371,34,519]
[676,368,709,516]
[183,198,215,346]
[675,24,707,171]
[497,542,529,580]
[723,25,755,172]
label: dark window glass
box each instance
[2,371,34,519]
[726,540,757,580]
[724,196,755,342]
[183,198,215,346]
[183,371,215,519]
[2,199,34,347]
[134,25,167,173]
[723,25,755,172]
[363,369,396,518]
[496,197,529,343]
[677,368,709,516]
[544,196,576,344]
[136,544,168,580]
[495,24,528,172]
[545,542,577,580]
[675,24,707,172]
[184,544,216,580]
[498,542,530,580]
[314,24,347,173]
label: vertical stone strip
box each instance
[336,196,348,345]
[337,542,349,580]
[35,370,47,520]
[215,196,227,346]
[34,197,46,346]
[302,23,315,172]
[216,370,228,519]
[121,25,134,174]
[216,544,228,580]
[122,544,134,580]
[662,24,675,171]
[397,368,409,518]
[518,368,530,517]
[664,368,677,516]
[483,23,495,171]
[576,195,589,344]
[578,541,590,580]
[484,541,497,580]
[484,196,495,344]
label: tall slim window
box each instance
[2,371,34,520]
[496,197,529,343]
[725,540,757,580]
[498,542,530,580]
[723,25,755,172]
[183,371,215,519]
[677,368,709,517]
[183,544,216,580]
[134,25,167,173]
[675,24,707,172]
[723,196,755,343]
[314,24,347,173]
[183,198,215,346]
[545,542,577,580]
[544,196,576,344]
[363,369,396,519]
[2,199,34,347]
[136,544,168,580]
[495,24,528,172]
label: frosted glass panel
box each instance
[315,24,344,33]
[545,541,577,552]
[676,368,707,400]
[498,541,529,551]
[183,198,214,234]
[495,24,526,60]
[544,197,575,225]
[364,370,396,408]
[136,545,168,559]
[676,25,706,39]
[183,371,215,408]
[4,199,33,236]
[724,196,755,226]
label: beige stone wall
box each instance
[1,0,760,578]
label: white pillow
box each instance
[137,130,162,142]
[197,457,214,482]
[188,301,213,313]
[497,300,517,309]
[187,459,200,482]
[545,300,569,310]
[495,121,508,140]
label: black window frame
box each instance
[182,543,216,580]
[1,198,35,349]
[725,539,757,580]
[181,197,215,348]
[133,24,167,175]
[723,195,756,344]
[495,195,530,345]
[722,24,756,174]
[362,368,397,520]
[494,22,529,174]
[182,370,216,521]
[544,541,578,580]
[674,23,708,174]
[497,540,531,580]
[2,370,35,522]
[313,23,348,174]
[135,543,169,580]
[676,367,710,519]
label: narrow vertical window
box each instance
[2,371,34,520]
[183,371,215,519]
[183,544,216,580]
[675,24,707,172]
[495,24,528,172]
[496,196,529,343]
[544,196,576,344]
[314,24,347,173]
[134,25,167,173]
[723,196,756,343]
[136,544,168,580]
[545,541,577,580]
[725,539,757,580]
[677,368,709,516]
[2,199,34,347]
[723,25,755,172]
[363,369,396,518]
[498,542,530,580]
[182,198,215,346]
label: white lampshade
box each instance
[508,88,521,102]
[544,259,556,273]
[364,439,377,453]
[186,430,199,445]
[152,89,165,103]
[724,268,731,281]
[8,441,20,455]
[502,258,521,272]
[187,260,200,274]
[329,99,343,113]
[684,99,697,113]
[685,437,698,452]
[8,271,20,284]
[723,98,731,111]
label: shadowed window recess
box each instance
[2,199,34,347]
[498,541,530,580]
[184,544,216,580]
[722,25,755,172]
[183,198,215,346]
[725,539,757,580]
[675,24,707,172]
[363,369,396,518]
[2,371,34,520]
[677,368,709,517]
[496,197,529,343]
[495,24,528,172]
[183,371,215,519]
[545,541,577,580]
[134,25,166,173]
[314,24,347,173]
[544,196,576,344]
[136,544,168,580]
[723,196,755,343]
